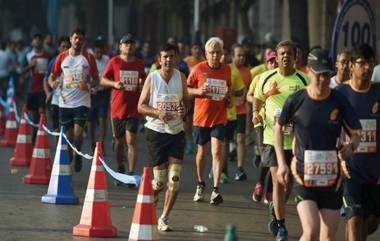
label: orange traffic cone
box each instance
[128,167,159,241]
[23,113,52,184]
[73,142,117,237]
[0,99,18,147]
[10,105,33,166]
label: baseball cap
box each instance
[265,51,276,61]
[120,34,136,44]
[307,48,333,74]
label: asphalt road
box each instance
[1,123,379,241]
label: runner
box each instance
[230,44,252,181]
[253,40,309,240]
[22,33,50,139]
[101,34,146,176]
[330,49,350,88]
[247,50,277,203]
[49,28,99,172]
[138,43,189,231]
[275,48,361,241]
[87,40,110,151]
[188,37,231,205]
[184,43,205,71]
[43,36,70,135]
[335,44,380,241]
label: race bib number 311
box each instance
[205,78,227,101]
[357,119,376,153]
[304,150,338,187]
[120,71,138,91]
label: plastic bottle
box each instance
[194,224,208,233]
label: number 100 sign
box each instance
[331,0,376,62]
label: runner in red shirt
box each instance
[101,34,146,179]
[187,37,231,205]
[21,33,50,139]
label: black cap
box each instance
[120,34,136,44]
[307,49,333,74]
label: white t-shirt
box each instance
[372,64,380,83]
[93,55,109,92]
[330,75,339,88]
[145,69,184,134]
[51,50,98,108]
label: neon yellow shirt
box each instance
[250,64,267,79]
[254,68,310,149]
[227,64,245,120]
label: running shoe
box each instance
[234,169,247,181]
[276,225,288,241]
[210,190,223,205]
[268,201,279,236]
[158,216,172,231]
[252,182,263,202]
[193,184,205,202]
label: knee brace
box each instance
[167,163,182,191]
[152,169,168,191]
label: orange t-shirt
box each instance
[236,66,252,115]
[184,56,205,70]
[187,61,231,127]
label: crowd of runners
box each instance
[1,28,380,241]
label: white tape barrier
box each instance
[13,102,20,124]
[22,108,141,186]
[61,133,140,185]
[23,112,39,128]
[99,157,141,185]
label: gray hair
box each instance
[205,37,224,51]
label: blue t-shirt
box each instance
[335,82,380,183]
[279,88,361,189]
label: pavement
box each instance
[1,125,380,241]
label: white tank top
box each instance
[145,69,183,134]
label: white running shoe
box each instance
[158,216,172,231]
[193,184,205,202]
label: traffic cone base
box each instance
[128,224,159,241]
[23,174,50,184]
[128,167,158,241]
[73,142,117,237]
[42,132,78,204]
[73,223,117,237]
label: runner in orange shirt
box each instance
[187,37,231,205]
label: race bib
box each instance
[304,150,338,187]
[156,94,180,114]
[35,58,48,74]
[356,119,376,153]
[120,70,138,91]
[63,69,85,88]
[205,78,227,101]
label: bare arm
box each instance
[100,76,123,89]
[252,97,264,125]
[180,72,190,116]
[274,122,290,187]
[246,86,254,103]
[187,85,206,96]
[137,75,159,118]
[48,74,60,89]
[43,76,51,97]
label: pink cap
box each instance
[265,51,277,61]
